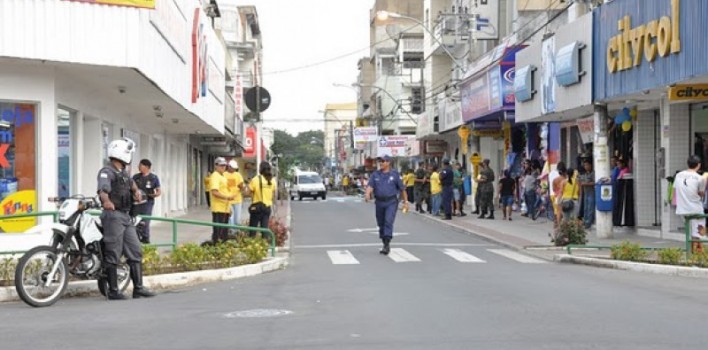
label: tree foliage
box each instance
[271,129,325,178]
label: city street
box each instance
[2,196,708,349]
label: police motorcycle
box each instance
[14,195,144,307]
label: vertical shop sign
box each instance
[191,8,209,103]
[541,36,556,114]
[244,127,256,158]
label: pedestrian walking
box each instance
[453,162,467,216]
[499,169,516,221]
[521,163,538,219]
[440,159,454,220]
[225,160,247,227]
[675,155,707,253]
[365,155,408,255]
[209,157,234,243]
[96,137,155,300]
[404,169,415,204]
[131,159,161,244]
[477,159,495,219]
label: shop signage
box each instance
[514,65,536,102]
[556,41,586,86]
[353,127,379,143]
[439,98,463,132]
[606,0,681,73]
[669,84,708,101]
[234,74,243,119]
[192,8,208,103]
[470,0,499,40]
[63,0,155,9]
[460,74,490,120]
[0,190,36,233]
[424,140,447,155]
[577,116,594,144]
[376,136,416,157]
[149,0,188,62]
[243,127,256,158]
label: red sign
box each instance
[244,127,256,158]
[191,8,208,103]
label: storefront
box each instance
[593,0,708,237]
[460,42,524,178]
[0,0,226,236]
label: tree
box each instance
[270,129,325,176]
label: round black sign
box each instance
[244,86,271,112]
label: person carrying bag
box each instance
[558,168,579,222]
[248,161,276,237]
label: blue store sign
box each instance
[594,0,708,100]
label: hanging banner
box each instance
[353,127,378,143]
[63,0,155,9]
[243,127,257,158]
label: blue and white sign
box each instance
[555,41,585,87]
[471,0,499,40]
[514,65,536,102]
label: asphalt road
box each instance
[3,196,708,349]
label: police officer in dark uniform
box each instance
[365,155,409,255]
[97,138,155,300]
[440,159,454,220]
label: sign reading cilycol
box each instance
[63,0,155,9]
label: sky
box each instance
[243,0,375,136]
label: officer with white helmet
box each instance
[97,137,155,300]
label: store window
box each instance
[0,102,37,232]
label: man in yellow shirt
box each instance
[404,169,416,204]
[204,171,212,207]
[225,160,246,227]
[430,164,442,216]
[210,157,235,243]
[248,161,277,236]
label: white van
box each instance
[290,171,327,200]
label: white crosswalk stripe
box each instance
[486,249,547,264]
[442,248,486,263]
[326,250,360,264]
[387,248,421,262]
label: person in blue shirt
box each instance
[439,159,454,220]
[365,155,409,255]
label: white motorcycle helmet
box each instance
[107,137,136,164]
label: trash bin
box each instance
[595,181,613,211]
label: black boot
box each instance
[486,210,495,220]
[380,238,391,255]
[478,210,487,219]
[106,266,127,300]
[129,262,156,298]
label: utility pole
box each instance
[593,103,612,239]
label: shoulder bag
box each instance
[248,176,267,215]
[561,180,577,212]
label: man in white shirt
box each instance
[674,155,707,252]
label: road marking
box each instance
[295,243,493,249]
[327,250,360,264]
[347,228,379,233]
[487,249,547,264]
[441,248,486,263]
[387,248,421,262]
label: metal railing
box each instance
[0,212,276,258]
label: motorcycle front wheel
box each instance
[14,245,68,307]
[97,263,131,297]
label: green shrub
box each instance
[610,241,648,261]
[169,243,209,271]
[554,219,588,246]
[690,250,708,268]
[657,248,684,265]
[0,256,17,286]
[142,245,165,275]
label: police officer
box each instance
[477,159,496,219]
[97,138,156,300]
[440,159,454,220]
[365,155,409,255]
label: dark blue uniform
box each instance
[368,169,405,240]
[440,165,454,219]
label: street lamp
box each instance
[376,10,467,72]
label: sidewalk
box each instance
[409,205,685,261]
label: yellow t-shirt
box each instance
[342,176,350,186]
[204,174,211,191]
[430,172,442,195]
[249,175,277,207]
[404,173,415,187]
[224,171,245,204]
[209,171,231,213]
[561,174,580,200]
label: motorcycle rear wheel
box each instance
[97,263,131,296]
[15,245,68,307]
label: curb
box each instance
[554,254,708,278]
[0,256,289,304]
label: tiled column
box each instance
[661,96,690,237]
[633,110,658,227]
